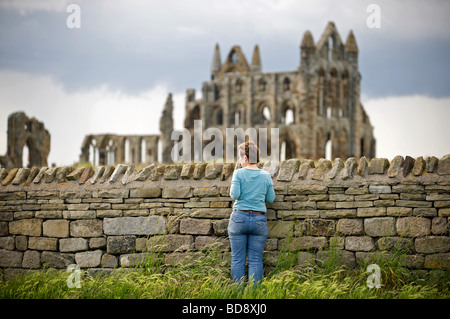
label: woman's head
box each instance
[238,141,260,164]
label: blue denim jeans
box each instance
[227,210,268,286]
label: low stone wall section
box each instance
[0,154,449,279]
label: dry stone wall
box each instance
[1,154,449,279]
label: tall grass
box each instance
[1,243,449,299]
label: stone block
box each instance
[180,218,212,235]
[162,186,193,198]
[66,167,84,181]
[277,159,300,182]
[43,220,69,238]
[0,221,8,236]
[369,158,389,175]
[388,155,404,178]
[75,250,103,268]
[387,206,412,217]
[369,185,391,194]
[298,159,314,180]
[89,166,105,184]
[396,217,431,237]
[279,236,326,251]
[12,168,30,185]
[316,250,356,269]
[195,236,229,250]
[364,217,396,237]
[437,154,450,175]
[424,253,450,269]
[342,157,357,180]
[59,238,88,252]
[322,209,357,219]
[103,216,165,235]
[403,156,415,177]
[70,219,103,237]
[101,253,118,268]
[345,236,375,251]
[357,156,369,176]
[9,219,42,236]
[180,163,195,179]
[146,235,193,252]
[312,158,332,181]
[0,249,23,267]
[212,219,229,236]
[108,164,127,183]
[267,220,293,238]
[28,237,58,251]
[328,158,344,179]
[22,250,41,269]
[336,219,364,235]
[415,237,450,254]
[357,207,386,217]
[2,168,18,186]
[376,237,414,253]
[107,236,136,254]
[190,208,231,219]
[278,210,320,220]
[41,251,74,268]
[205,163,223,179]
[431,217,449,235]
[193,186,220,197]
[98,189,129,198]
[412,156,426,176]
[130,187,161,198]
[303,219,335,236]
[119,253,152,267]
[63,211,96,219]
[89,237,106,249]
[413,208,437,217]
[163,165,182,180]
[193,163,207,179]
[287,185,328,195]
[0,236,15,250]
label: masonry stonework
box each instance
[0,154,449,280]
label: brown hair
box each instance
[238,141,260,164]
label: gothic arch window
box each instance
[318,68,326,116]
[283,77,291,92]
[235,79,243,93]
[186,105,200,129]
[215,107,223,125]
[214,84,220,101]
[263,106,271,124]
[259,78,267,92]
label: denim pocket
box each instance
[228,213,246,235]
[254,217,268,236]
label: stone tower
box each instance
[0,112,50,169]
[183,22,376,162]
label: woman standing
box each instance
[228,141,276,286]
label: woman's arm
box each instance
[265,176,276,203]
[230,171,241,200]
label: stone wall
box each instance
[0,154,449,280]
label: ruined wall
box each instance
[0,154,449,280]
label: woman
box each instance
[228,141,276,286]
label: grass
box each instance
[1,244,449,299]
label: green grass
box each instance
[1,246,449,299]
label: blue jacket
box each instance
[230,168,276,213]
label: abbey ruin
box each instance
[80,22,376,165]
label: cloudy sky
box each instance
[0,0,449,166]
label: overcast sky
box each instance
[0,0,449,166]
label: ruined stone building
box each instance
[79,94,175,166]
[81,21,375,165]
[184,21,376,161]
[0,112,50,169]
